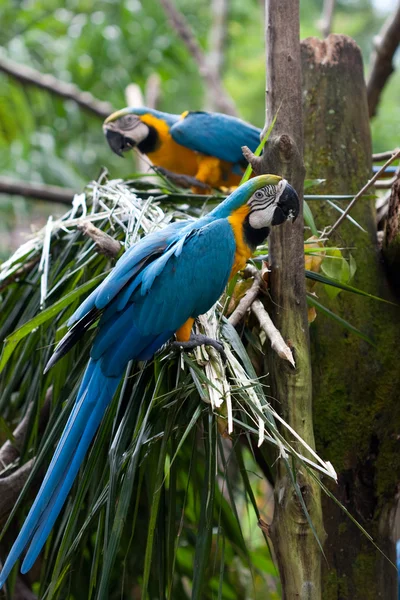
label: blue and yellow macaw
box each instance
[103,107,262,189]
[0,175,299,586]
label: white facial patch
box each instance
[105,115,150,145]
[122,118,149,145]
[247,179,288,229]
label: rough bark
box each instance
[382,172,400,285]
[255,1,325,597]
[302,34,400,599]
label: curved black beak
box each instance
[271,182,300,226]
[104,128,135,157]
[284,183,300,222]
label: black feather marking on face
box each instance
[243,215,270,250]
[137,125,160,154]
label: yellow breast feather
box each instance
[139,113,198,176]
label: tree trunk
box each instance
[383,172,400,288]
[301,34,400,599]
[255,1,325,597]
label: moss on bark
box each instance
[302,34,400,599]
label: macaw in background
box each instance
[103,107,262,190]
[0,175,299,587]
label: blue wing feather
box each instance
[69,220,191,324]
[170,111,261,166]
[0,214,236,586]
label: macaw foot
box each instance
[154,167,211,192]
[171,334,227,363]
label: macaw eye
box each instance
[254,190,265,199]
[120,115,136,128]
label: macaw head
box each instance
[246,176,299,227]
[213,175,299,248]
[103,108,152,157]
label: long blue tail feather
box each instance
[0,360,120,586]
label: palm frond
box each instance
[0,177,344,600]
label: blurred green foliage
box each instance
[0,0,398,197]
[0,1,398,595]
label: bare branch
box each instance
[375,176,398,189]
[0,390,52,525]
[318,0,336,38]
[367,4,400,118]
[145,73,162,110]
[0,176,75,205]
[158,0,238,116]
[0,460,35,525]
[0,400,50,469]
[251,299,295,367]
[241,145,263,174]
[125,84,150,174]
[373,149,400,162]
[205,0,229,111]
[77,222,121,258]
[0,258,40,294]
[0,55,114,119]
[327,149,400,238]
[228,265,263,327]
[125,83,144,108]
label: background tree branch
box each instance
[367,2,400,118]
[158,0,238,116]
[318,0,336,38]
[205,0,229,111]
[0,55,114,119]
[0,177,76,205]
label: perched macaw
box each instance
[0,175,299,587]
[103,107,262,189]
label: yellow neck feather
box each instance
[228,205,252,279]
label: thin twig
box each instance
[251,299,295,367]
[0,176,76,205]
[327,150,400,239]
[228,265,263,327]
[77,222,121,258]
[0,55,114,118]
[227,264,295,366]
[367,3,400,118]
[158,0,238,116]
